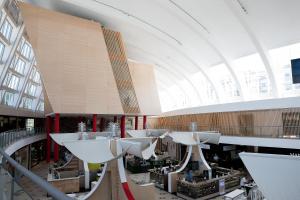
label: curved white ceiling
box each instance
[25,0,300,112]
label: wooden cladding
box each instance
[128,61,161,115]
[20,3,124,114]
[148,108,300,138]
[282,112,300,136]
[103,28,140,114]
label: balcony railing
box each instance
[0,127,45,149]
[154,124,300,139]
[0,127,70,200]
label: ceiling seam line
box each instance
[91,0,182,46]
[166,0,244,100]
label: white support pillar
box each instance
[225,0,279,97]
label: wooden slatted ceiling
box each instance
[103,28,140,114]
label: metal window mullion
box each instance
[14,57,34,109]
[33,90,43,112]
[0,9,6,31]
[0,24,23,88]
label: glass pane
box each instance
[7,74,20,90]
[170,85,189,109]
[37,101,44,112]
[190,71,218,105]
[20,97,33,110]
[233,53,271,100]
[30,67,40,83]
[2,91,15,106]
[0,19,13,41]
[0,41,4,61]
[3,73,20,90]
[179,79,200,107]
[269,43,300,97]
[25,83,37,96]
[14,58,26,75]
[209,64,241,103]
[21,42,32,59]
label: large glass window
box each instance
[25,82,37,96]
[20,97,33,110]
[159,83,191,111]
[209,64,240,103]
[158,90,176,112]
[30,67,41,83]
[269,43,300,97]
[21,42,32,59]
[3,73,20,90]
[190,72,218,105]
[233,54,271,100]
[37,101,44,112]
[179,79,200,107]
[0,19,13,41]
[14,58,26,75]
[2,91,15,106]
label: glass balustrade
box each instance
[0,128,44,149]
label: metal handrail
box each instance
[0,148,71,200]
[0,127,45,149]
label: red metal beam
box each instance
[92,114,97,132]
[135,116,138,130]
[46,116,52,163]
[143,116,147,129]
[121,115,125,138]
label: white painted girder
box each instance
[225,0,279,97]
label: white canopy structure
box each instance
[168,131,221,145]
[126,129,168,138]
[240,152,300,200]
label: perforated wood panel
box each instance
[103,28,140,114]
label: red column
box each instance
[143,115,147,129]
[114,116,117,123]
[54,113,60,162]
[92,114,97,132]
[135,116,138,130]
[78,116,83,124]
[121,115,126,138]
[46,116,52,163]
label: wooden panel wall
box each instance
[19,3,124,115]
[128,61,161,116]
[149,107,300,137]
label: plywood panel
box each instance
[19,3,123,115]
[128,61,161,116]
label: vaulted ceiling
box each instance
[24,0,300,112]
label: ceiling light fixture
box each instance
[236,0,248,14]
[168,0,210,34]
